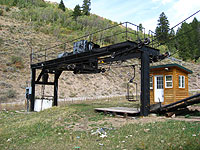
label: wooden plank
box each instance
[95,107,140,114]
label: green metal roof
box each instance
[150,63,193,74]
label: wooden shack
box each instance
[150,63,193,105]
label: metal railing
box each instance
[30,22,159,64]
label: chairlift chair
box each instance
[126,80,138,101]
[125,65,139,102]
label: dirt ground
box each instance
[70,106,200,131]
[66,115,168,131]
[68,114,200,132]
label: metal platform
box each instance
[95,107,140,117]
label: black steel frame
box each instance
[30,40,159,116]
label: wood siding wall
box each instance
[150,67,189,105]
[174,68,189,101]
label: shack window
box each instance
[150,76,153,89]
[156,76,163,89]
[179,75,185,88]
[165,75,173,88]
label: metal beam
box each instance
[35,81,54,85]
[31,41,159,70]
[36,69,45,82]
[103,52,141,63]
[30,68,36,111]
[140,51,150,116]
[53,71,62,106]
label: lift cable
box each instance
[152,9,200,49]
[151,9,200,62]
[158,27,197,63]
[171,9,200,30]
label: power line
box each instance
[162,27,197,61]
[154,9,200,60]
[171,9,200,30]
[152,9,200,48]
[163,28,195,48]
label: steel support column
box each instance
[53,71,62,106]
[30,68,36,111]
[140,51,150,116]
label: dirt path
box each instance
[170,116,200,122]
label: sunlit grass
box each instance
[0,99,199,150]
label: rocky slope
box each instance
[0,7,199,104]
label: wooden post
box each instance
[30,68,36,111]
[140,51,150,116]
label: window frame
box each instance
[156,76,164,89]
[179,75,185,88]
[150,76,153,89]
[165,75,173,88]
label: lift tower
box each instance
[30,22,161,116]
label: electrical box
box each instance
[25,87,32,99]
[73,40,100,54]
[73,40,88,54]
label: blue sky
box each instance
[46,0,200,32]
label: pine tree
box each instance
[167,29,176,53]
[190,18,200,61]
[155,12,170,43]
[58,0,66,12]
[73,4,82,20]
[176,18,200,61]
[176,23,192,61]
[82,0,91,16]
[12,0,18,6]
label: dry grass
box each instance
[0,102,25,111]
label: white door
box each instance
[154,75,164,102]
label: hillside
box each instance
[0,4,200,104]
[0,7,136,103]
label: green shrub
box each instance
[0,95,8,102]
[0,9,3,16]
[69,92,77,98]
[12,0,18,6]
[7,89,17,98]
[10,56,24,68]
[5,7,10,12]
[0,38,3,46]
[185,114,191,118]
[11,55,22,64]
